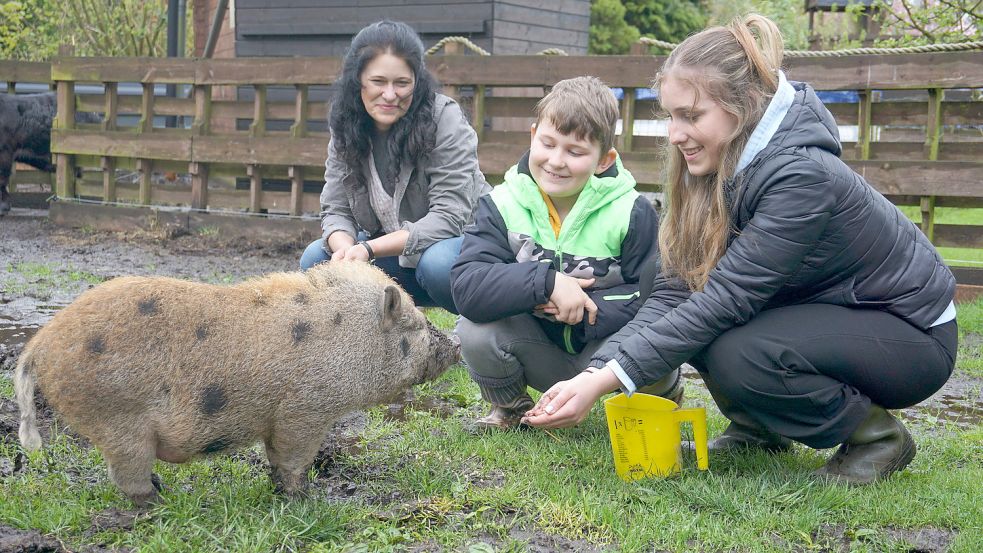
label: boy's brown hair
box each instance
[534,76,619,156]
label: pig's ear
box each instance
[381,285,402,331]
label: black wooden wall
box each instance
[233,0,589,57]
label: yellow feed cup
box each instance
[604,392,709,481]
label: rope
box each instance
[637,36,983,56]
[425,36,490,56]
[426,36,571,56]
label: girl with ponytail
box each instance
[523,15,956,485]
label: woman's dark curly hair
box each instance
[329,20,439,190]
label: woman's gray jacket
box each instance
[319,93,490,257]
[590,82,956,389]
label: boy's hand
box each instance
[547,274,597,325]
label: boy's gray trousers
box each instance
[456,313,679,406]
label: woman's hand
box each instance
[337,243,372,262]
[521,368,620,429]
[548,274,597,325]
[327,232,357,261]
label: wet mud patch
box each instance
[86,509,142,535]
[470,526,610,553]
[771,523,957,552]
[0,524,64,553]
[901,371,983,430]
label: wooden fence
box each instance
[3,50,982,252]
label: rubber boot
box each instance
[473,393,536,431]
[688,366,792,453]
[814,405,915,484]
[636,367,685,406]
[706,417,794,453]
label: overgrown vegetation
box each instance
[0,0,186,60]
[589,0,982,53]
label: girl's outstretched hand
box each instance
[521,368,621,429]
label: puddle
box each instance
[0,324,38,349]
[902,376,983,429]
[680,363,982,430]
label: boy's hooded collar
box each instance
[505,150,636,219]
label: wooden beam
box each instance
[102,82,118,131]
[619,88,636,153]
[137,159,152,205]
[288,165,304,216]
[247,164,262,213]
[101,156,116,202]
[290,85,309,138]
[139,82,155,133]
[249,85,267,137]
[193,85,212,136]
[856,90,872,161]
[190,161,208,210]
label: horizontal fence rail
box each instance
[2,49,981,254]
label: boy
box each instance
[450,76,682,430]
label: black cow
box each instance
[0,92,100,215]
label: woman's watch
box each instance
[357,240,375,260]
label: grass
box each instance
[0,308,980,552]
[898,207,983,268]
[1,261,104,298]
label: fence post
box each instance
[288,165,303,216]
[6,81,15,94]
[290,84,309,138]
[855,89,872,161]
[192,84,212,135]
[54,79,76,199]
[248,164,262,212]
[97,81,119,203]
[190,161,208,210]
[102,157,116,203]
[250,85,267,137]
[920,88,944,241]
[102,82,118,131]
[139,83,155,133]
[137,159,152,205]
[619,88,636,152]
[472,84,486,142]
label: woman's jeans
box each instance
[299,234,462,314]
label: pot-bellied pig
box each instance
[15,261,460,506]
[0,92,101,215]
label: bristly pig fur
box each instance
[15,261,460,506]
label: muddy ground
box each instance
[0,209,980,552]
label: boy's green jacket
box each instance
[450,151,661,353]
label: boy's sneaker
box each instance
[473,394,536,430]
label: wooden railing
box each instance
[4,49,977,250]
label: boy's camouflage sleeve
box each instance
[450,195,553,322]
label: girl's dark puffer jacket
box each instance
[590,81,956,389]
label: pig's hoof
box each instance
[151,473,165,493]
[129,490,161,509]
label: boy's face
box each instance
[529,120,616,201]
